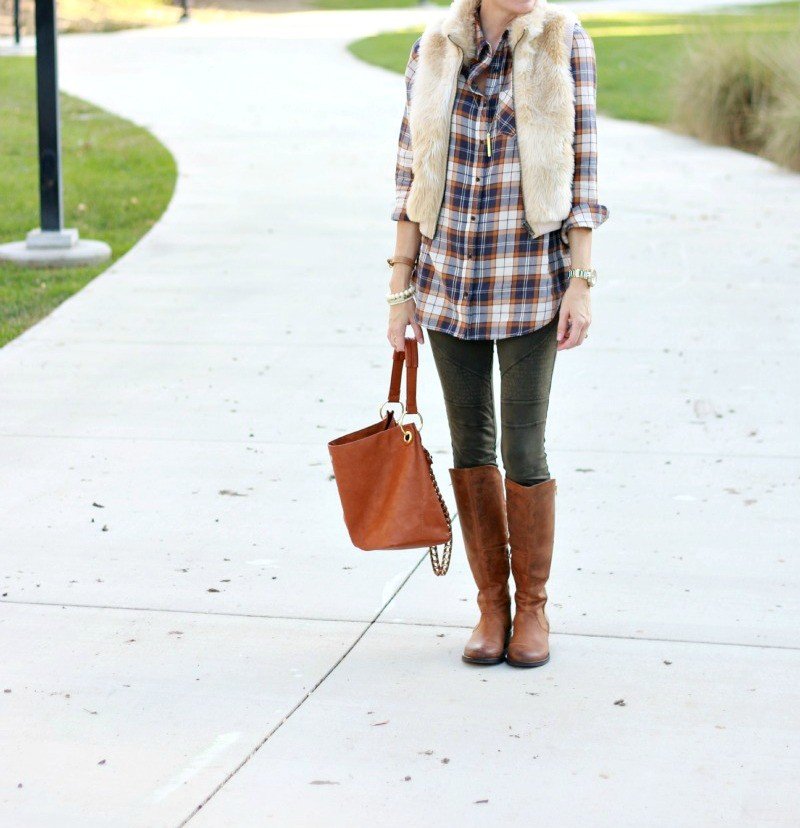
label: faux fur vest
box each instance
[405,0,578,240]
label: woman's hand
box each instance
[387,297,424,353]
[557,278,591,350]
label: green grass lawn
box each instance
[349,1,800,124]
[0,57,177,347]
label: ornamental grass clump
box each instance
[673,29,800,172]
[756,36,800,171]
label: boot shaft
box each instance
[505,477,556,600]
[449,464,510,594]
[504,477,556,666]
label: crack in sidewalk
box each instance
[176,550,429,826]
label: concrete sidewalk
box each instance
[1,7,799,826]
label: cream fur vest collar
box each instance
[405,0,578,240]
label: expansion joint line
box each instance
[177,551,429,826]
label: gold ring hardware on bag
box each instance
[398,411,422,445]
[379,400,405,421]
[399,411,423,431]
[399,410,422,444]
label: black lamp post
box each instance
[0,0,111,267]
[34,0,64,234]
[13,0,21,44]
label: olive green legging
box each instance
[426,312,559,486]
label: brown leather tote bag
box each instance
[328,337,452,576]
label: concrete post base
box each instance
[0,227,111,268]
[0,38,35,57]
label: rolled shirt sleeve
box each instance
[391,39,420,222]
[561,23,610,245]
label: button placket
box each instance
[460,30,505,309]
[461,90,483,306]
[467,98,486,305]
[461,56,484,302]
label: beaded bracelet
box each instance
[386,284,416,305]
[388,283,414,298]
[387,285,415,304]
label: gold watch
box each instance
[567,267,597,287]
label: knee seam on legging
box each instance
[499,336,555,370]
[433,349,493,383]
[501,395,550,404]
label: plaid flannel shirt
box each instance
[392,11,609,340]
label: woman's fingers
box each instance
[557,307,569,344]
[387,301,404,350]
[410,313,424,344]
[387,321,407,351]
[557,317,589,350]
[566,320,585,349]
[388,301,423,351]
[557,299,591,350]
[387,324,401,351]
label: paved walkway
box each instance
[1,6,799,826]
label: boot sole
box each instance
[462,653,507,666]
[505,653,550,668]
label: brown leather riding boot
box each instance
[505,477,556,668]
[449,464,511,665]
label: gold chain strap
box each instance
[422,446,453,576]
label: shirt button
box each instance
[470,215,476,221]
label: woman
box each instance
[387,0,609,667]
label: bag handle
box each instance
[386,339,452,576]
[388,336,453,576]
[386,337,419,416]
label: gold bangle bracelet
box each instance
[387,255,417,269]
